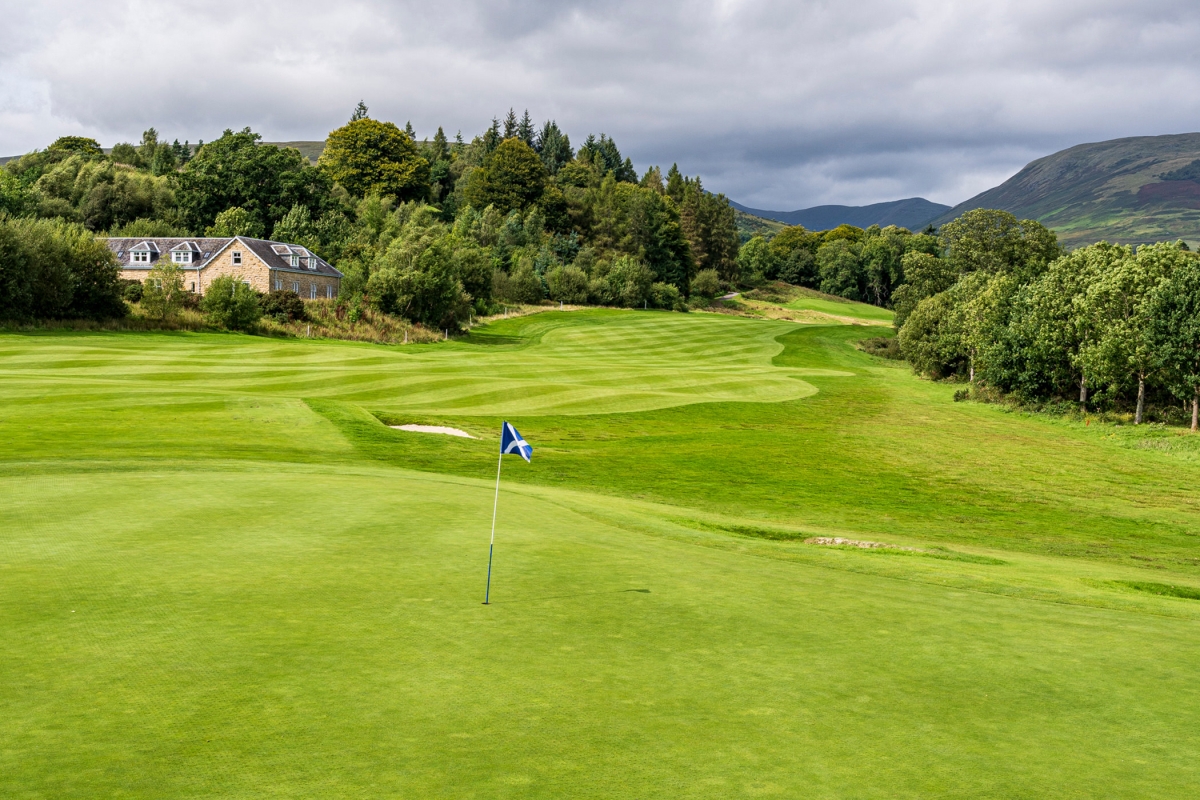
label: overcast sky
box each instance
[2,0,1199,210]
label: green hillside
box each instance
[265,140,325,164]
[4,310,1200,796]
[733,207,786,241]
[933,133,1200,248]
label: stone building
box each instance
[104,236,343,299]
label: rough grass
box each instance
[5,309,1200,797]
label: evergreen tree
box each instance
[405,121,417,140]
[665,164,685,203]
[518,110,535,147]
[350,101,369,121]
[431,127,449,163]
[535,121,573,174]
[504,109,518,139]
[483,119,502,154]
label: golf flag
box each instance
[485,421,533,604]
[500,421,533,462]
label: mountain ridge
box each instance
[930,132,1200,247]
[729,197,949,232]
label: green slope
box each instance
[4,311,1200,797]
[934,132,1200,248]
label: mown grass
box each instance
[4,308,1200,797]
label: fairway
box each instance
[4,309,1200,797]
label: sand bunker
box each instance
[805,537,916,551]
[390,424,477,439]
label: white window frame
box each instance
[232,251,242,265]
[172,251,191,264]
[326,285,334,299]
[274,278,283,291]
[310,283,317,299]
[291,254,300,267]
[292,281,300,294]
[132,251,149,263]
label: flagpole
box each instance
[484,447,503,604]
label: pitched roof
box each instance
[103,236,343,278]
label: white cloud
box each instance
[2,0,1199,208]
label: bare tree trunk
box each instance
[1192,390,1198,432]
[1079,377,1088,412]
[1135,374,1145,425]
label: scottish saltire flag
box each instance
[500,421,533,462]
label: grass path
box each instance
[4,309,1200,797]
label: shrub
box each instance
[858,336,902,360]
[261,290,307,322]
[607,256,655,308]
[122,280,144,303]
[650,282,683,311]
[508,260,546,304]
[367,238,471,328]
[690,268,721,299]
[546,265,589,304]
[140,261,186,321]
[201,276,262,330]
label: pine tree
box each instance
[504,109,518,139]
[518,110,535,147]
[431,127,449,163]
[666,164,685,203]
[350,101,369,121]
[535,121,573,174]
[405,121,417,140]
[483,119,502,154]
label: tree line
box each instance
[891,209,1200,427]
[1,106,747,326]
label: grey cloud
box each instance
[3,0,1200,208]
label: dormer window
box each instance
[291,254,300,267]
[306,257,316,271]
[170,241,199,264]
[132,251,150,263]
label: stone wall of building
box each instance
[270,271,340,300]
[197,246,272,294]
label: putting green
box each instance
[3,309,1200,798]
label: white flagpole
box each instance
[484,446,503,604]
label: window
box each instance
[292,281,300,293]
[132,251,149,263]
[190,282,196,293]
[307,258,316,270]
[232,251,242,265]
[291,254,300,267]
[326,285,334,299]
[274,278,283,291]
[172,251,191,264]
[310,283,317,299]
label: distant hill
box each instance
[266,141,324,164]
[729,197,949,232]
[931,133,1200,248]
[732,208,785,242]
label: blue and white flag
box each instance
[500,421,533,462]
